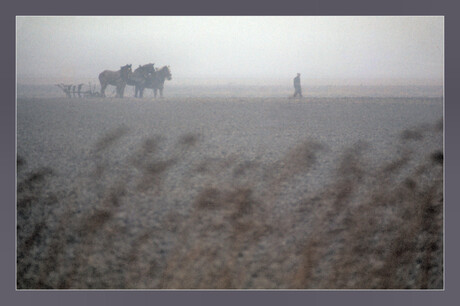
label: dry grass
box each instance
[17,119,443,289]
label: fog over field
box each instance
[16,16,444,289]
[17,16,443,83]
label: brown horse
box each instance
[138,66,172,98]
[99,64,132,98]
[126,63,155,98]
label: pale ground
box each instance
[16,85,443,289]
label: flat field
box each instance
[17,86,443,289]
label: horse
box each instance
[139,66,172,98]
[126,63,155,98]
[98,64,133,98]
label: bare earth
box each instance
[17,94,443,289]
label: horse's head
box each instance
[161,66,172,81]
[144,63,155,73]
[133,63,155,79]
[120,64,133,81]
[141,63,155,78]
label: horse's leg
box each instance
[116,84,123,98]
[160,88,163,98]
[119,84,126,98]
[100,83,107,97]
[135,85,139,98]
[154,88,157,98]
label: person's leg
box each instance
[294,88,300,97]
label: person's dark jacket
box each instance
[294,75,301,88]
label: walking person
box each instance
[293,73,303,98]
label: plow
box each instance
[56,83,101,98]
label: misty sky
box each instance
[16,16,444,81]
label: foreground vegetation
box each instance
[17,120,443,289]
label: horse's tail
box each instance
[98,71,106,84]
[98,71,108,96]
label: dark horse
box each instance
[98,64,132,98]
[126,63,155,98]
[138,66,172,98]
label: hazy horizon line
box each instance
[17,75,443,87]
